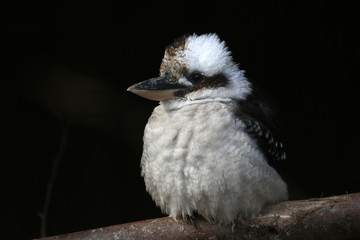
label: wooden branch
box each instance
[37,193,360,240]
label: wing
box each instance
[240,114,286,162]
[236,91,286,163]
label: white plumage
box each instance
[128,33,288,224]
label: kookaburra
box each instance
[128,33,288,224]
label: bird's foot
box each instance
[185,215,199,229]
[232,217,245,232]
[231,215,248,232]
[231,219,238,232]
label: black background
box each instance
[1,1,359,239]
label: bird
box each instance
[127,33,288,224]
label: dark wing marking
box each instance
[236,90,286,163]
[240,116,286,162]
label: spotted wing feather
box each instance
[236,91,286,163]
[241,117,286,162]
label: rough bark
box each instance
[38,193,360,240]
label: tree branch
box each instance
[37,193,360,240]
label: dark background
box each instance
[1,1,359,239]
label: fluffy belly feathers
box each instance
[141,101,287,223]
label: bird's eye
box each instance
[191,73,203,82]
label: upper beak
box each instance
[127,76,190,101]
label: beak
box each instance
[127,76,190,101]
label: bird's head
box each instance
[128,33,252,108]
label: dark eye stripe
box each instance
[191,73,203,82]
[188,73,229,90]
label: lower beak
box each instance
[127,76,190,101]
